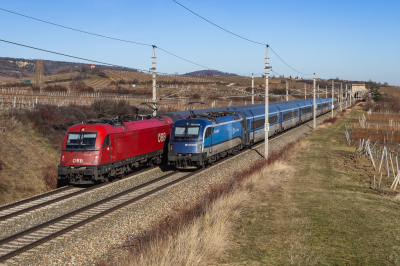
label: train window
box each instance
[81,133,97,148]
[66,133,80,148]
[66,133,97,150]
[302,107,312,114]
[102,134,110,148]
[282,112,293,121]
[205,128,212,139]
[187,127,200,137]
[251,116,278,130]
[269,116,278,124]
[293,110,299,117]
[174,127,186,137]
[174,126,200,138]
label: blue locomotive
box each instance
[167,98,337,169]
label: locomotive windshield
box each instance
[65,133,97,151]
[174,126,200,141]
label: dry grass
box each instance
[223,106,400,265]
[0,116,59,205]
[98,141,306,266]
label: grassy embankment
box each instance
[0,116,59,205]
[225,105,400,265]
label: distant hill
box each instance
[184,70,240,77]
[0,57,137,80]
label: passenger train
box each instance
[58,98,337,186]
[167,98,337,169]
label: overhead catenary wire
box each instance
[172,0,313,76]
[172,0,265,46]
[0,38,254,81]
[269,47,313,76]
[0,38,197,77]
[0,7,216,71]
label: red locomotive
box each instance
[57,115,173,187]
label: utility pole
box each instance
[304,83,306,99]
[331,80,334,118]
[35,59,44,90]
[326,85,327,98]
[350,84,352,105]
[313,74,316,129]
[265,45,270,159]
[345,84,348,108]
[151,46,157,117]
[252,73,254,105]
[340,83,342,112]
[317,84,319,98]
[286,79,288,101]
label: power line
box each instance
[0,7,216,71]
[172,0,313,76]
[172,0,265,46]
[157,47,212,69]
[0,8,152,47]
[269,47,313,76]
[0,38,243,80]
[0,38,146,71]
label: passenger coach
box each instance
[168,98,337,169]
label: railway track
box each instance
[0,109,340,264]
[0,166,157,224]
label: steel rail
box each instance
[0,166,157,222]
[0,170,179,262]
[0,107,341,263]
[0,186,73,213]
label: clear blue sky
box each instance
[0,0,399,85]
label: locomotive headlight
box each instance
[198,144,202,152]
[61,155,65,162]
[170,144,173,151]
[94,155,98,163]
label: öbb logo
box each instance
[158,132,166,143]
[72,159,83,163]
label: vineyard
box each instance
[0,70,330,114]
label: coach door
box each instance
[110,134,117,162]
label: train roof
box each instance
[272,102,299,112]
[67,116,172,135]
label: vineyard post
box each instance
[331,80,334,118]
[313,74,316,129]
[265,45,270,159]
[151,46,157,117]
[252,73,254,104]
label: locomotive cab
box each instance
[58,125,105,187]
[168,119,208,169]
[168,112,243,169]
[57,115,173,187]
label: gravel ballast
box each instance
[3,111,340,266]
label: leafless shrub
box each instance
[42,164,57,189]
[323,117,338,124]
[43,85,68,92]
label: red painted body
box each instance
[58,116,173,185]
